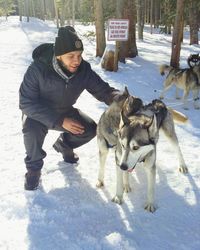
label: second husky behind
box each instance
[159,64,200,109]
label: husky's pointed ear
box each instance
[148,115,158,143]
[119,110,129,129]
[124,86,130,97]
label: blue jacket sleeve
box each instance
[19,64,62,128]
[85,64,120,105]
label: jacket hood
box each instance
[32,43,54,67]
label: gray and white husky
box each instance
[96,88,188,212]
[159,64,200,109]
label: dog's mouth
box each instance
[127,148,154,172]
[127,157,145,172]
[128,167,135,173]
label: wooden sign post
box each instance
[107,19,129,72]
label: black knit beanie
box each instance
[54,26,83,56]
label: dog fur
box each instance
[159,64,200,109]
[96,88,188,212]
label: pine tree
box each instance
[170,0,184,68]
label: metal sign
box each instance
[107,19,129,41]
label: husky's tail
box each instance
[167,107,188,123]
[159,64,173,76]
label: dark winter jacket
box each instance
[19,43,119,128]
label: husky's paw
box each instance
[112,196,123,205]
[179,166,188,174]
[96,180,104,188]
[144,203,156,213]
[124,184,131,193]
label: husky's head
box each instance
[118,111,158,172]
[113,87,143,111]
[188,53,200,68]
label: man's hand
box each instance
[62,118,85,134]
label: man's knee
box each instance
[87,121,97,140]
[22,117,48,154]
[22,117,48,138]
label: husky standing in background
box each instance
[159,64,200,109]
[187,53,200,68]
[96,87,188,213]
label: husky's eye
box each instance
[133,145,139,150]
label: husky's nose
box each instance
[120,163,128,171]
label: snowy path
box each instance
[0,16,200,250]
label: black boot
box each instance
[24,169,41,190]
[53,134,79,164]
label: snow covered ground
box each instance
[0,16,200,250]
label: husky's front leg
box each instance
[192,89,200,110]
[112,166,124,204]
[182,89,189,110]
[123,171,131,193]
[96,138,109,188]
[144,152,156,213]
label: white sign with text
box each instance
[107,19,129,41]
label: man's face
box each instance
[57,51,82,73]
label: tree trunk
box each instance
[145,0,150,23]
[121,0,138,59]
[170,0,184,68]
[72,0,75,27]
[43,0,47,20]
[137,0,145,40]
[66,1,71,25]
[54,0,59,28]
[150,0,153,34]
[29,0,35,18]
[40,0,46,21]
[60,0,66,26]
[49,0,56,19]
[18,0,23,21]
[154,0,160,28]
[116,0,124,18]
[25,0,29,22]
[94,0,106,57]
[189,0,199,45]
[166,0,171,34]
[4,0,8,20]
[116,0,125,63]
